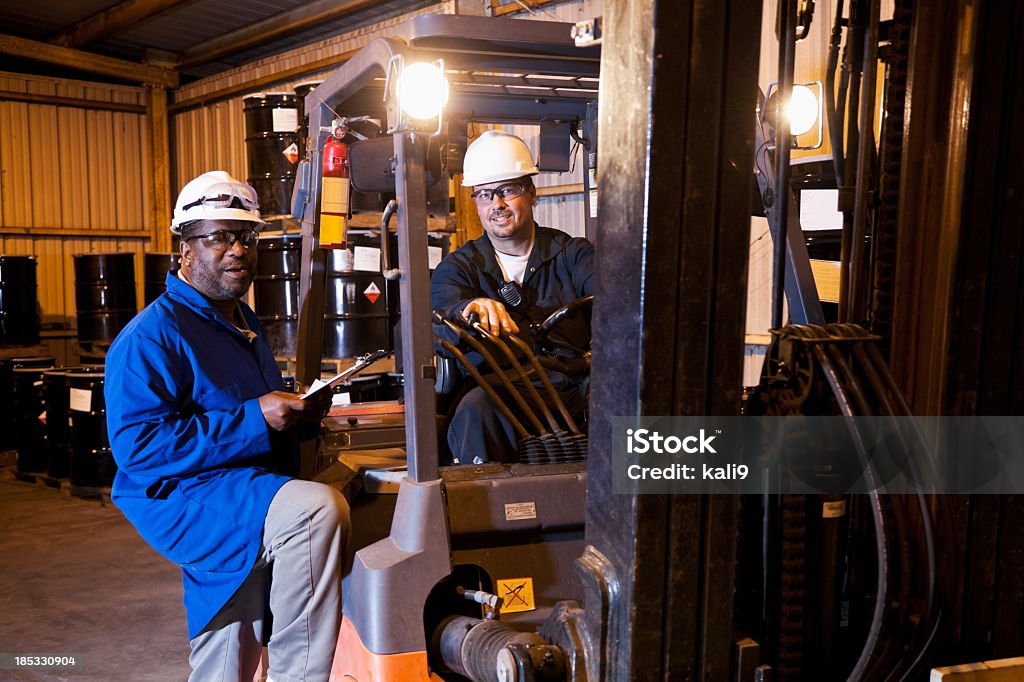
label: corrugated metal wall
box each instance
[0,71,151,351]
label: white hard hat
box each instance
[170,171,266,234]
[461,130,539,187]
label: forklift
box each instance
[289,5,968,681]
[293,15,599,681]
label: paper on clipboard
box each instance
[300,350,389,400]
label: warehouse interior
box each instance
[1,0,1022,680]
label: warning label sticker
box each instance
[282,142,299,165]
[363,281,381,304]
[496,577,535,613]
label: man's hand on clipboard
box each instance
[259,390,331,431]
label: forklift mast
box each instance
[294,15,600,483]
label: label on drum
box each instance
[363,282,381,304]
[69,388,92,413]
[428,246,443,270]
[282,142,299,165]
[272,108,297,133]
[353,246,381,272]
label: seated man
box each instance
[105,171,348,682]
[431,130,594,464]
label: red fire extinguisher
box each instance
[319,132,349,249]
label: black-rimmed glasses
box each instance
[184,229,260,251]
[470,182,530,205]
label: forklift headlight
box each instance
[762,81,823,151]
[787,84,819,137]
[397,62,449,120]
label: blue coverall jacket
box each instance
[105,272,290,638]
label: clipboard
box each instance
[301,349,391,400]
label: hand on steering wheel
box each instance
[462,298,520,336]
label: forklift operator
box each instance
[105,171,349,682]
[432,131,595,464]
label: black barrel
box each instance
[244,93,299,219]
[43,368,71,478]
[13,359,56,473]
[67,368,115,488]
[345,372,404,403]
[0,355,54,451]
[293,81,321,157]
[144,252,180,305]
[323,233,392,360]
[0,255,40,346]
[254,235,302,357]
[253,234,404,360]
[74,253,137,344]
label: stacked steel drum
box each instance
[244,92,300,219]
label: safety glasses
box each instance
[184,229,261,251]
[180,182,259,212]
[471,182,530,205]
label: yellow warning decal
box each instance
[496,577,535,613]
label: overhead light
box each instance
[397,61,449,121]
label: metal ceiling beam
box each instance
[179,0,399,69]
[48,0,198,49]
[169,48,361,112]
[0,33,178,87]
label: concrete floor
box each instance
[0,470,190,681]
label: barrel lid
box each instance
[9,355,55,367]
[73,252,133,259]
[14,365,54,373]
[244,92,297,103]
[0,255,37,263]
[258,235,303,250]
[67,369,105,379]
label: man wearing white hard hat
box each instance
[432,131,595,463]
[105,171,348,681]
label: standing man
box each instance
[431,131,595,464]
[105,171,348,682]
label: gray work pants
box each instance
[187,480,349,682]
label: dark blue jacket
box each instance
[105,272,290,638]
[430,224,594,377]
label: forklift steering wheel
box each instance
[532,295,593,356]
